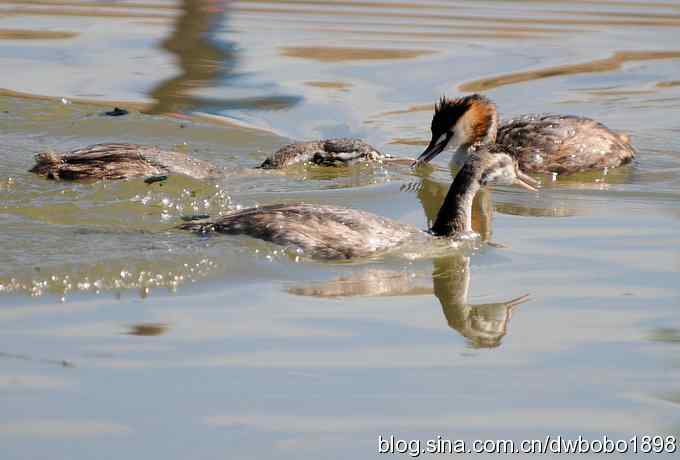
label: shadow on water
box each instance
[147,0,301,116]
[126,323,169,337]
[459,50,680,92]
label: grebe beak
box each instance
[504,293,531,310]
[513,176,538,192]
[412,132,452,167]
[515,169,540,191]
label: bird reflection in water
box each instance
[148,0,300,115]
[287,179,528,348]
[432,255,528,348]
[287,255,526,348]
[147,0,230,114]
[288,270,432,299]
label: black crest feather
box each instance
[431,94,492,135]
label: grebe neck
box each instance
[430,162,481,236]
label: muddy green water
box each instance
[1,0,680,458]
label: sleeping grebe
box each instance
[30,138,399,181]
[414,94,635,175]
[179,146,538,260]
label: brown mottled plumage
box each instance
[180,203,419,260]
[416,94,635,175]
[496,114,634,174]
[259,138,387,169]
[30,143,222,181]
[179,149,537,260]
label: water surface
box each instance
[1,0,680,458]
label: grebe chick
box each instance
[415,94,635,175]
[30,139,399,182]
[259,138,390,169]
[30,143,221,181]
[180,147,537,260]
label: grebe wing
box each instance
[498,115,635,174]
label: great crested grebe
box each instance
[179,146,538,260]
[415,94,635,175]
[30,138,398,182]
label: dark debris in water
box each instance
[126,323,169,337]
[144,175,168,184]
[103,107,129,117]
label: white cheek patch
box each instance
[445,126,468,168]
[447,120,468,154]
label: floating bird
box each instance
[415,94,635,175]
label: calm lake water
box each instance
[2,0,680,458]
